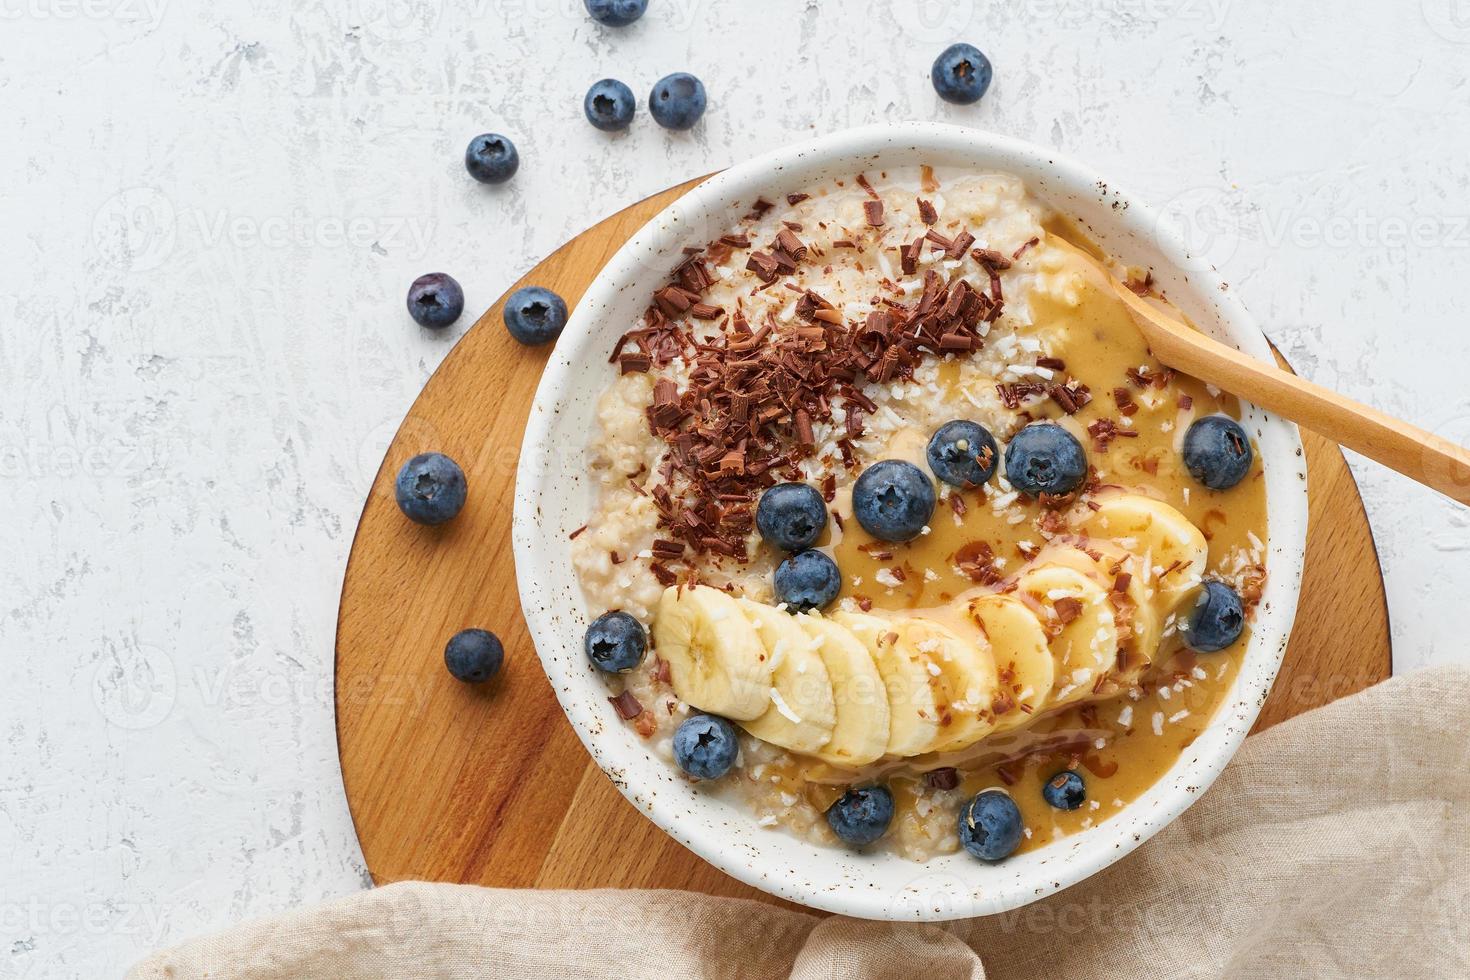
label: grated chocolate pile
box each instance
[607,191,1048,568]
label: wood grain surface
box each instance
[334,176,1391,901]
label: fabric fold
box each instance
[130,667,1470,979]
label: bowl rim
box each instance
[513,121,1307,920]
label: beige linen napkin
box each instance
[131,667,1470,979]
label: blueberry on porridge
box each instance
[572,168,1269,861]
[958,789,1024,861]
[673,714,740,780]
[772,549,841,613]
[584,610,647,673]
[926,419,999,489]
[1183,581,1246,653]
[827,786,896,846]
[1042,770,1086,811]
[1003,421,1088,497]
[1183,415,1254,491]
[853,459,937,542]
[756,482,828,552]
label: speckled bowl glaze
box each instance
[513,122,1307,921]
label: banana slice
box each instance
[1077,493,1208,609]
[967,593,1055,731]
[737,599,836,754]
[834,611,944,757]
[905,617,1000,755]
[1047,545,1161,683]
[803,614,890,767]
[654,585,772,721]
[1015,562,1119,706]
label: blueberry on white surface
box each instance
[465,133,519,184]
[649,72,707,130]
[931,43,993,105]
[584,78,636,131]
[406,272,464,330]
[584,0,647,26]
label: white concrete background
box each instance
[4,0,1469,974]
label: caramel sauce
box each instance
[768,225,1270,854]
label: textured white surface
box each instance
[4,1,1469,975]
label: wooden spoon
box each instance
[1050,238,1470,504]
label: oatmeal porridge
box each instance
[571,166,1268,862]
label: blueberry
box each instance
[1003,422,1088,497]
[584,0,646,26]
[1042,770,1086,811]
[649,72,707,131]
[504,286,568,346]
[773,550,841,613]
[406,272,464,330]
[1185,580,1245,653]
[957,789,1024,861]
[395,452,467,525]
[584,78,636,131]
[672,714,739,780]
[465,133,519,185]
[444,629,504,684]
[931,43,993,105]
[1182,415,1254,491]
[926,419,999,489]
[852,459,936,542]
[826,786,894,846]
[756,482,827,552]
[584,610,647,673]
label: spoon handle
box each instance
[1142,309,1470,504]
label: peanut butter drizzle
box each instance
[772,223,1270,854]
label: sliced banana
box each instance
[835,611,944,757]
[654,585,772,721]
[803,614,890,767]
[905,617,1000,755]
[1077,493,1208,609]
[737,599,836,754]
[1099,549,1163,683]
[1047,545,1161,683]
[1015,562,1118,706]
[967,593,1055,731]
[650,495,1208,758]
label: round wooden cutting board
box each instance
[335,177,1391,902]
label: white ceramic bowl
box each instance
[513,122,1307,921]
